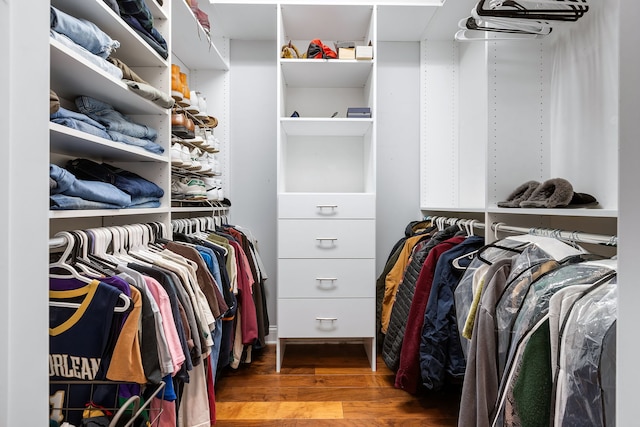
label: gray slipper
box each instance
[497,180,540,208]
[519,178,598,208]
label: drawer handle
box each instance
[316,317,338,322]
[316,277,337,282]
[316,237,338,241]
[316,205,338,209]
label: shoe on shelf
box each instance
[189,147,202,171]
[216,179,225,200]
[171,142,185,166]
[180,145,192,168]
[172,113,194,139]
[171,177,190,199]
[195,92,208,118]
[203,177,220,201]
[171,64,183,102]
[198,152,212,174]
[185,177,207,200]
[178,72,191,107]
[186,91,200,114]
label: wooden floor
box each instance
[213,343,461,426]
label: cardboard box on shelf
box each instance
[356,45,373,60]
[339,47,356,60]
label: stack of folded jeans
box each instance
[75,96,164,154]
[66,158,164,208]
[50,6,120,59]
[116,0,168,59]
[50,6,123,80]
[50,107,111,140]
[50,164,132,210]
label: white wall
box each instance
[375,41,421,275]
[0,0,50,424]
[229,39,279,340]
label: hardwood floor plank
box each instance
[214,344,461,426]
[215,401,344,420]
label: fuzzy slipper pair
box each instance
[498,178,599,208]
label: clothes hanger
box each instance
[49,231,131,313]
[476,0,587,22]
[70,230,114,277]
[49,231,93,283]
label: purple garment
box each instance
[49,275,130,297]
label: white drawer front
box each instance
[278,259,375,298]
[278,298,375,338]
[279,194,375,219]
[278,219,375,258]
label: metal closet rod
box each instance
[424,215,618,247]
[48,222,171,248]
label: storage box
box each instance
[338,47,356,60]
[347,107,372,118]
[356,45,373,60]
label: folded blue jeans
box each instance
[51,107,106,130]
[50,6,120,59]
[106,130,164,154]
[51,118,112,140]
[50,164,131,207]
[76,95,158,141]
[121,15,168,59]
[50,194,125,210]
[117,0,155,32]
[65,158,164,199]
[50,30,123,80]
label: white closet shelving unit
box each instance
[49,0,172,235]
[420,0,618,256]
[170,0,231,219]
[4,1,640,426]
[275,3,378,372]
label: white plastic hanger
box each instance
[49,231,130,313]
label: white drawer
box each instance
[278,193,375,219]
[278,219,375,259]
[278,298,375,338]
[278,259,375,298]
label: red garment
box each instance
[228,240,258,345]
[206,356,217,425]
[151,397,176,427]
[395,236,465,394]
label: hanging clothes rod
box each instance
[424,215,617,247]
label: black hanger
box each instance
[476,0,588,22]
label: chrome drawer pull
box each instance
[316,277,337,281]
[316,317,338,322]
[315,237,338,241]
[316,205,338,209]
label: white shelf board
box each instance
[420,206,487,213]
[171,206,230,213]
[50,39,168,115]
[52,0,168,67]
[423,0,479,41]
[487,206,618,218]
[208,3,277,41]
[377,5,440,41]
[281,59,373,88]
[281,118,373,136]
[50,207,171,219]
[50,123,168,162]
[172,0,229,70]
[281,4,374,41]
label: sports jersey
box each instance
[49,279,123,426]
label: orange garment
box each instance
[106,286,146,384]
[381,234,426,334]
